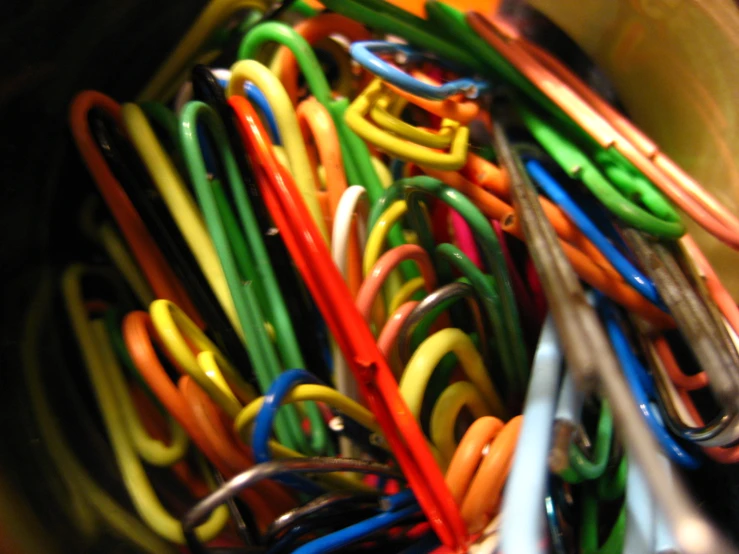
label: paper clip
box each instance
[228,93,469,549]
[490,113,734,554]
[269,13,372,105]
[350,41,490,100]
[138,0,268,101]
[61,265,230,544]
[346,78,470,171]
[465,10,739,250]
[123,308,295,531]
[368,176,528,402]
[69,91,201,321]
[179,100,330,455]
[623,229,739,414]
[500,315,563,554]
[181,458,404,553]
[190,64,333,384]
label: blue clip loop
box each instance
[213,69,282,145]
[597,294,700,468]
[526,159,666,310]
[350,41,489,100]
[253,369,325,495]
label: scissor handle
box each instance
[351,41,490,100]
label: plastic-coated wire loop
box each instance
[350,41,490,100]
[179,100,328,455]
[598,295,701,468]
[526,159,666,310]
[369,175,528,404]
[181,458,406,551]
[226,93,469,549]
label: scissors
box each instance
[227,93,469,549]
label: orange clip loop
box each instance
[273,13,372,105]
[122,311,294,529]
[296,97,349,234]
[355,244,437,322]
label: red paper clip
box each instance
[228,94,469,550]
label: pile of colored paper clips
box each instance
[26,0,739,552]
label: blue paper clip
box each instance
[292,490,420,554]
[211,68,282,145]
[252,369,326,495]
[597,293,700,468]
[350,41,490,100]
[525,158,666,310]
